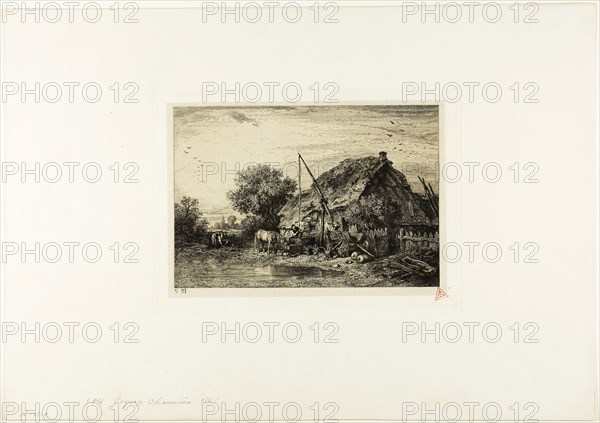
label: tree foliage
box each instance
[227,215,237,227]
[239,215,271,242]
[174,196,209,243]
[227,164,296,229]
[213,215,241,230]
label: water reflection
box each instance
[201,264,343,280]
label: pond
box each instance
[197,264,344,281]
[269,265,343,279]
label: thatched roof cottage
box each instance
[278,152,434,233]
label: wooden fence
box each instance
[346,226,390,257]
[346,225,438,256]
[365,228,390,257]
[397,228,439,252]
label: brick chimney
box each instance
[379,151,388,162]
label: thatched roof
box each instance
[279,155,432,227]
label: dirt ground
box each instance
[175,245,438,288]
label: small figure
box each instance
[291,224,300,237]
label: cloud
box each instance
[230,111,259,126]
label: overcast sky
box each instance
[174,105,439,224]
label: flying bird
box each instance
[387,134,393,137]
[390,121,406,132]
[184,151,189,154]
[187,146,192,149]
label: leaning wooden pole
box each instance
[298,154,301,227]
[298,153,334,223]
[419,176,439,217]
[320,204,325,247]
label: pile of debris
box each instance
[370,254,437,279]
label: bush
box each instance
[174,196,209,244]
[345,195,402,231]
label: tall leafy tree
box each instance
[227,164,296,229]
